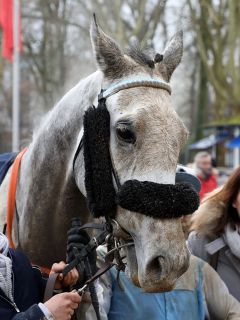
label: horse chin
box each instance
[142,284,174,293]
[138,277,176,293]
[131,276,141,288]
[127,265,177,293]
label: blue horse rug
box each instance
[0,153,17,186]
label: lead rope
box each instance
[84,257,101,320]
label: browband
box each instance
[98,75,171,100]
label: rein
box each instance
[62,219,133,278]
[44,218,134,320]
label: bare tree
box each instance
[73,0,166,46]
[187,0,240,121]
[22,0,70,109]
[1,0,169,151]
[18,0,169,113]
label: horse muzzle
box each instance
[114,208,191,293]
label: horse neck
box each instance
[15,71,103,265]
[22,70,102,189]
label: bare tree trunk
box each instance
[187,0,240,123]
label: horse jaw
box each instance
[116,210,190,292]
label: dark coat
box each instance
[0,249,47,320]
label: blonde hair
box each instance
[191,167,240,236]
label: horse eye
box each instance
[116,122,136,144]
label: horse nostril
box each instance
[146,256,164,274]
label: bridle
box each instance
[72,74,172,190]
[73,73,199,220]
[70,74,173,264]
[71,73,199,266]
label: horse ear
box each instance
[90,14,126,79]
[157,31,183,81]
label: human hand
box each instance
[44,291,81,320]
[50,261,79,289]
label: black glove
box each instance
[66,226,98,283]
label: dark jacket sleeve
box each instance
[0,250,49,320]
[32,266,48,301]
[12,304,45,320]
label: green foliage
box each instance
[207,115,240,126]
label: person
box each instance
[188,166,240,301]
[67,226,240,320]
[0,232,81,320]
[193,151,218,201]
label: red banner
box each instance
[0,0,22,62]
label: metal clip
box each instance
[77,284,88,295]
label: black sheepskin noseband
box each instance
[116,180,199,219]
[83,98,199,219]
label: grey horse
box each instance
[0,20,190,293]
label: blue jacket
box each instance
[108,259,206,320]
[0,249,47,320]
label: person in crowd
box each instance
[188,166,240,301]
[193,151,218,200]
[67,225,240,320]
[0,232,81,320]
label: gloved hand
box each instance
[66,225,98,285]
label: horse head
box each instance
[74,19,195,293]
